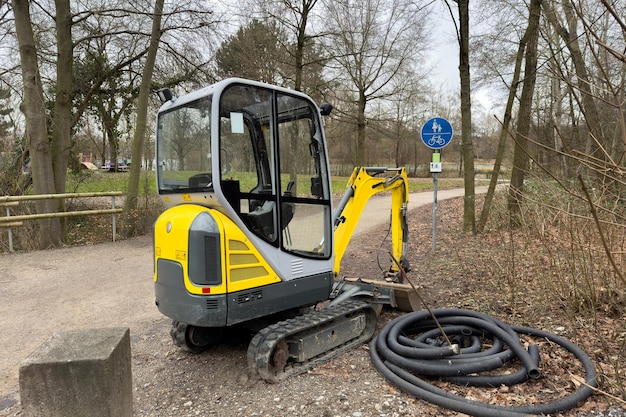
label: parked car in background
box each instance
[101,159,130,172]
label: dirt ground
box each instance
[0,187,622,416]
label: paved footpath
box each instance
[353,185,489,234]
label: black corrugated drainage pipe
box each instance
[370,308,597,417]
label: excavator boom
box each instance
[333,167,410,277]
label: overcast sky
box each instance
[425,3,499,116]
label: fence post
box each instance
[6,205,13,252]
[111,195,117,242]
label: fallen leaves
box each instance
[341,195,626,415]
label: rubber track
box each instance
[247,300,377,383]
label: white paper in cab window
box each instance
[230,112,244,134]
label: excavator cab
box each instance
[154,79,336,332]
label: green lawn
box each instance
[70,170,477,195]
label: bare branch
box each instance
[578,175,626,287]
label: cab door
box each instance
[218,83,333,267]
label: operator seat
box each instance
[247,200,275,239]
[247,181,295,241]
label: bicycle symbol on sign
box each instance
[427,135,446,146]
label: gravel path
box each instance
[0,187,479,416]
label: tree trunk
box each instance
[293,2,307,92]
[458,0,475,234]
[126,0,164,215]
[12,0,63,248]
[394,103,402,167]
[52,0,72,195]
[508,0,541,226]
[477,0,533,233]
[356,90,367,166]
[51,0,73,235]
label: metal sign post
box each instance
[420,118,453,251]
[430,151,442,250]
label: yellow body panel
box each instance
[213,210,282,293]
[154,204,281,295]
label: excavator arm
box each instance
[333,167,410,278]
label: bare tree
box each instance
[570,0,626,164]
[477,0,539,232]
[445,0,476,233]
[12,0,62,248]
[70,2,218,167]
[4,0,220,246]
[543,0,605,163]
[51,0,72,219]
[321,0,429,166]
[125,0,164,214]
[507,0,541,225]
[255,0,327,95]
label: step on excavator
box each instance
[153,78,418,382]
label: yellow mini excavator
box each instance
[153,78,417,382]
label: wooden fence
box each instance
[0,192,124,252]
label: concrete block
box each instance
[19,327,132,417]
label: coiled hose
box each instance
[370,308,598,417]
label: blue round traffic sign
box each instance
[420,117,453,149]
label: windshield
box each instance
[157,95,213,193]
